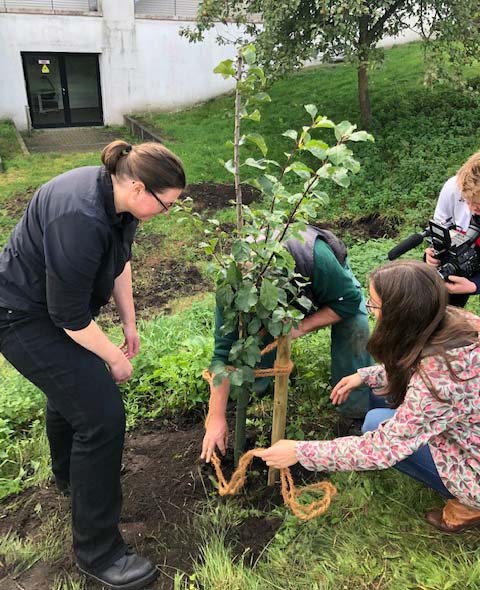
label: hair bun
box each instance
[122,144,133,156]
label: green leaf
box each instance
[244,158,268,170]
[313,116,335,129]
[241,109,261,122]
[260,278,280,311]
[331,167,350,188]
[242,366,256,383]
[285,161,313,180]
[226,262,242,287]
[296,295,312,311]
[230,369,244,387]
[235,284,258,312]
[247,317,262,335]
[216,284,234,308]
[223,159,235,174]
[326,144,350,166]
[245,133,268,156]
[232,240,251,263]
[242,44,256,65]
[214,59,236,78]
[304,104,318,119]
[248,66,266,85]
[349,131,375,142]
[334,121,357,141]
[267,320,283,337]
[304,139,328,160]
[247,92,271,106]
[282,129,298,142]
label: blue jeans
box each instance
[362,394,453,498]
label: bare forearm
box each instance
[295,306,342,337]
[65,320,123,365]
[207,378,230,421]
[113,262,136,326]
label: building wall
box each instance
[0,0,236,129]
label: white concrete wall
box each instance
[0,0,236,129]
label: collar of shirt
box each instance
[98,167,134,227]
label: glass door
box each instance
[64,54,103,126]
[22,53,66,128]
[22,52,103,128]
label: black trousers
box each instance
[0,308,127,571]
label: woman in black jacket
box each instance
[0,140,185,590]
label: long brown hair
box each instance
[101,140,186,193]
[367,260,478,406]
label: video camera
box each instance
[388,215,480,280]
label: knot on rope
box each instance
[202,338,294,386]
[210,450,337,521]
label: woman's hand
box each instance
[121,323,140,359]
[109,353,134,383]
[253,440,298,469]
[201,415,229,463]
[330,373,363,405]
[425,247,440,267]
[445,275,477,295]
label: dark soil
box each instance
[0,417,287,590]
[318,213,400,241]
[182,182,261,212]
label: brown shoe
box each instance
[425,499,480,533]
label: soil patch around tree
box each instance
[182,182,261,212]
[0,417,289,590]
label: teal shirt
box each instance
[212,238,362,366]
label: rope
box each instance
[210,450,337,521]
[202,338,293,385]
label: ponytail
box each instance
[101,140,186,192]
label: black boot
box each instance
[77,552,158,590]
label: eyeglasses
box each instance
[145,185,173,214]
[365,297,381,312]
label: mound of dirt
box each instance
[0,418,286,590]
[323,213,400,240]
[182,183,261,212]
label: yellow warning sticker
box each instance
[41,64,50,74]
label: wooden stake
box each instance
[268,334,291,485]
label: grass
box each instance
[185,471,480,590]
[141,42,480,226]
[1,41,480,589]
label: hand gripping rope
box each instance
[202,339,337,521]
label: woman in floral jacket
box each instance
[254,260,480,532]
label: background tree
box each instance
[184,0,480,128]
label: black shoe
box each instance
[334,416,364,437]
[77,552,158,590]
[55,477,71,497]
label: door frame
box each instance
[21,51,104,129]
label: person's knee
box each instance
[81,396,126,445]
[361,409,390,434]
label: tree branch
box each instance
[369,0,409,43]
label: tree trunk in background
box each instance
[358,62,372,129]
[357,15,372,129]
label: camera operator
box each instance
[425,151,480,306]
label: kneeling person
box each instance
[201,225,373,462]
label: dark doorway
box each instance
[22,52,103,128]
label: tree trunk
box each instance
[357,14,372,130]
[357,62,372,129]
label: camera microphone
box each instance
[387,231,429,260]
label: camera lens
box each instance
[438,262,459,281]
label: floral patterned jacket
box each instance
[296,338,480,508]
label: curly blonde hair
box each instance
[457,151,480,202]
